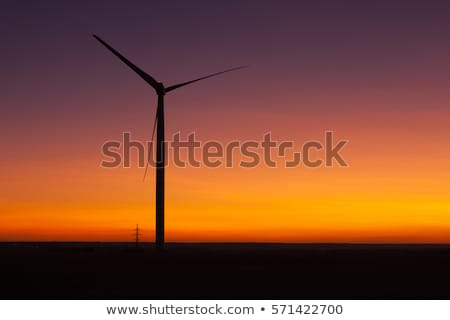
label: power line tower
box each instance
[134,224,141,247]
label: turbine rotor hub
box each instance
[156,82,165,95]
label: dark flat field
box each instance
[1,242,450,299]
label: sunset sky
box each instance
[1,1,449,242]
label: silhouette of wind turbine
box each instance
[93,35,247,250]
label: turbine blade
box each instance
[143,108,158,182]
[165,66,248,92]
[93,34,160,90]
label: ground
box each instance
[1,243,449,299]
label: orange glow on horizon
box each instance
[1,106,449,243]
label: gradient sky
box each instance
[1,1,450,242]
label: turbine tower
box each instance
[93,35,246,250]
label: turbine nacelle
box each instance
[156,82,165,95]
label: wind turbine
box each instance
[93,35,247,250]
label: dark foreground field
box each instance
[1,242,450,299]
